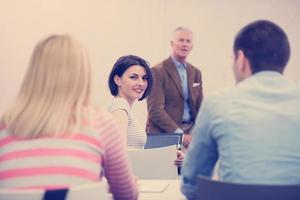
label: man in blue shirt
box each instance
[181,20,300,199]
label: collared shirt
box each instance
[171,57,192,123]
[181,71,300,199]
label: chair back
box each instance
[0,181,109,200]
[128,145,178,179]
[144,133,182,149]
[197,175,300,200]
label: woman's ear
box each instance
[113,75,121,87]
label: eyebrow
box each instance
[129,73,146,76]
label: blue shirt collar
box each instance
[171,56,187,69]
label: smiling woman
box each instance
[114,65,149,106]
[107,55,153,149]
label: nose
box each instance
[182,39,191,46]
[183,41,190,47]
[137,78,146,86]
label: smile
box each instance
[134,88,144,93]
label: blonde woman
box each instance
[0,35,138,200]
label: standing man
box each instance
[146,27,203,148]
[181,20,300,199]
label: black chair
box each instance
[0,181,109,200]
[197,175,300,200]
[144,133,183,149]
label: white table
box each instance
[138,179,186,200]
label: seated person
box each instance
[0,35,138,200]
[107,55,153,149]
[107,55,184,166]
[181,20,300,199]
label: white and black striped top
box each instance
[107,98,146,149]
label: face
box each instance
[114,65,148,105]
[171,30,193,62]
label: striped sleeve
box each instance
[93,110,138,200]
[107,98,130,114]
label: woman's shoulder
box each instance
[89,106,121,135]
[92,106,116,122]
[106,98,130,113]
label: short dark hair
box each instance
[233,20,290,74]
[108,55,153,101]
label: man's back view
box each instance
[203,71,300,183]
[181,20,300,199]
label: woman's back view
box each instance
[0,35,138,200]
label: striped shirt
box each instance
[0,108,138,200]
[107,98,147,149]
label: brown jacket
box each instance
[146,57,203,134]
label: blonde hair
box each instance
[1,34,92,138]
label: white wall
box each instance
[1,0,300,127]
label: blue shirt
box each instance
[181,71,300,199]
[171,57,192,123]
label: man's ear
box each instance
[113,75,121,87]
[236,50,252,76]
[235,50,245,71]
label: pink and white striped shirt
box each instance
[0,109,138,200]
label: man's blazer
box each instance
[146,57,203,134]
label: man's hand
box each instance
[174,149,184,166]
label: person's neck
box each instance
[171,55,187,65]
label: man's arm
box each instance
[181,98,218,200]
[147,67,180,133]
[194,69,203,113]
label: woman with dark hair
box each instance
[107,55,153,149]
